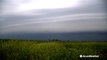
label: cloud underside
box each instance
[1,15,107,33]
[0,0,107,34]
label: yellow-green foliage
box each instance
[0,40,107,60]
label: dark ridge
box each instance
[0,31,107,41]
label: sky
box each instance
[0,0,107,40]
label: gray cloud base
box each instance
[0,0,107,40]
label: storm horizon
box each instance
[0,0,107,40]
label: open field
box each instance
[0,39,107,60]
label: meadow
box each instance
[0,39,107,60]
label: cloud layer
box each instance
[0,0,107,34]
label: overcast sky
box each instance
[0,0,107,34]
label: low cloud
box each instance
[0,0,107,34]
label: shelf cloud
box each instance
[0,0,107,34]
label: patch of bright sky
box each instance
[17,0,79,12]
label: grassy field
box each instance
[0,39,107,60]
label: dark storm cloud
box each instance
[0,0,107,40]
[0,0,107,33]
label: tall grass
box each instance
[0,39,107,60]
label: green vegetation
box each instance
[0,39,107,60]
